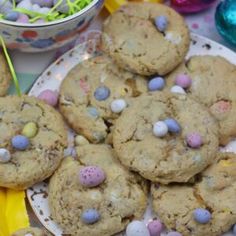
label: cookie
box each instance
[0,51,12,96]
[0,95,67,190]
[151,152,236,236]
[11,227,49,236]
[165,55,236,145]
[113,92,219,183]
[102,2,190,76]
[48,144,148,236]
[59,55,147,143]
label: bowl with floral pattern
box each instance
[0,0,104,52]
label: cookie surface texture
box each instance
[0,95,67,189]
[151,152,236,236]
[113,92,219,183]
[102,2,190,75]
[59,55,147,143]
[48,144,148,236]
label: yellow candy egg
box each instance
[22,122,38,138]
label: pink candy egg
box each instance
[79,166,106,187]
[175,74,192,89]
[17,14,29,23]
[186,132,203,148]
[148,220,163,236]
[37,89,58,107]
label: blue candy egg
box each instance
[155,16,168,32]
[87,106,99,118]
[164,118,181,133]
[11,135,30,150]
[4,11,19,21]
[81,209,100,224]
[148,77,165,91]
[193,208,211,224]
[94,86,110,101]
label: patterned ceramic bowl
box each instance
[0,0,104,52]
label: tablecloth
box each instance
[8,0,235,95]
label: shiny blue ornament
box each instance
[11,135,30,150]
[164,118,181,133]
[193,208,211,224]
[81,209,100,224]
[215,0,236,45]
[148,77,165,91]
[94,86,110,101]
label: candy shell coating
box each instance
[126,221,150,236]
[38,89,58,107]
[81,209,100,224]
[110,99,127,113]
[175,74,192,88]
[11,135,30,150]
[164,118,181,133]
[79,166,106,187]
[0,148,11,163]
[186,132,203,148]
[170,85,186,94]
[94,86,110,101]
[155,15,168,32]
[153,121,168,137]
[148,77,165,91]
[193,208,211,224]
[147,220,163,236]
[22,122,38,138]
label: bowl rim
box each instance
[0,0,101,28]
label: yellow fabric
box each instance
[0,188,29,236]
[105,0,163,13]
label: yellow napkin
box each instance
[0,188,29,236]
[105,0,163,13]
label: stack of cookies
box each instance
[2,2,236,236]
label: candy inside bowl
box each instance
[0,0,104,52]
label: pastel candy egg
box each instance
[22,122,38,138]
[81,209,100,224]
[164,118,181,133]
[0,0,13,14]
[87,106,99,118]
[167,232,182,236]
[148,77,165,91]
[126,221,150,236]
[11,135,30,150]
[147,220,163,236]
[186,132,203,148]
[38,89,58,107]
[53,0,75,13]
[94,86,110,101]
[79,166,106,187]
[153,121,168,137]
[4,11,19,21]
[110,99,127,113]
[170,85,186,94]
[17,14,29,23]
[155,15,168,32]
[17,0,32,11]
[193,208,211,224]
[0,148,11,163]
[175,74,192,88]
[75,135,89,146]
[31,0,53,7]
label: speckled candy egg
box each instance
[126,221,150,236]
[22,122,38,138]
[81,209,100,224]
[11,135,30,150]
[0,148,11,163]
[79,166,106,187]
[148,220,163,236]
[175,74,192,89]
[193,208,211,224]
[37,89,58,107]
[31,0,53,7]
[186,132,203,148]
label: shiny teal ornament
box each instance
[215,0,236,45]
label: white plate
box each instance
[27,31,236,236]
